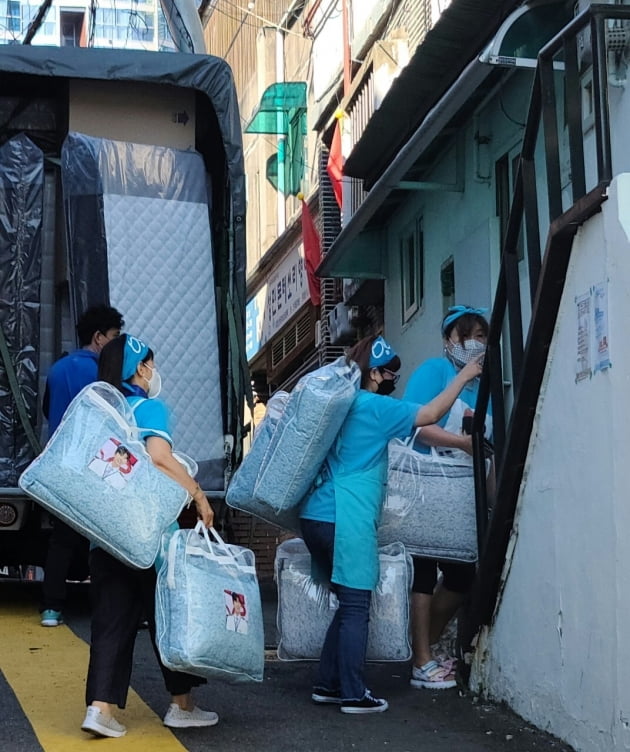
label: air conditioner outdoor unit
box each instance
[327,302,358,346]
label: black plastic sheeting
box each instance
[61,133,110,314]
[0,134,43,486]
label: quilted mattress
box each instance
[62,132,224,490]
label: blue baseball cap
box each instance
[121,334,151,381]
[369,336,397,368]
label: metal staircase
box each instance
[461,3,628,656]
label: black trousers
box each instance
[85,547,204,709]
[41,519,89,612]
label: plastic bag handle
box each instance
[405,427,421,447]
[193,521,240,566]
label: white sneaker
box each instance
[410,660,457,690]
[163,703,219,728]
[81,706,127,738]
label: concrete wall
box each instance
[470,174,630,752]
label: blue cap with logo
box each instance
[121,334,151,381]
[369,336,397,368]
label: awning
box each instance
[245,82,307,197]
[244,82,307,135]
[479,0,571,67]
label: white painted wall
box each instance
[470,174,630,752]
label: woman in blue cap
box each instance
[403,306,491,690]
[300,333,482,714]
[81,334,216,739]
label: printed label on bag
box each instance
[87,438,139,490]
[224,589,248,634]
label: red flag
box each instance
[300,197,321,306]
[327,118,343,208]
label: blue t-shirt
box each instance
[44,349,99,433]
[127,395,173,445]
[300,390,419,522]
[404,357,490,453]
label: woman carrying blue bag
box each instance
[299,334,483,715]
[81,334,216,739]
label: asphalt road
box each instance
[0,580,574,752]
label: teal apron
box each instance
[330,461,387,592]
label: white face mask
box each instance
[143,364,162,399]
[447,338,486,369]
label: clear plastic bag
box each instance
[379,443,477,562]
[254,358,361,512]
[226,391,301,532]
[275,538,412,662]
[19,382,195,569]
[156,523,264,683]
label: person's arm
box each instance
[145,435,214,527]
[416,424,473,455]
[413,356,483,427]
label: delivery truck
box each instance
[0,44,249,570]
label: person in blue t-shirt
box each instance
[403,305,490,690]
[80,333,216,739]
[300,334,482,715]
[40,305,124,628]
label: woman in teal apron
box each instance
[300,334,482,714]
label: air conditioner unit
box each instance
[342,277,361,304]
[314,319,322,348]
[327,302,358,346]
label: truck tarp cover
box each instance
[0,134,43,486]
[0,44,246,302]
[0,46,250,479]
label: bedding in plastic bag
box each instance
[254,358,361,513]
[18,382,195,569]
[156,523,264,683]
[379,446,477,562]
[275,538,412,662]
[226,392,300,533]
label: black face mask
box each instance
[377,380,396,396]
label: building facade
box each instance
[0,0,175,50]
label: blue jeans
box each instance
[300,519,371,702]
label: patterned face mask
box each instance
[446,338,486,368]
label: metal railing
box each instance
[462,4,628,653]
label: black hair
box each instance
[98,334,153,393]
[76,305,125,347]
[442,312,489,343]
[346,335,401,389]
[114,445,130,458]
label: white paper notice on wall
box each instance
[576,291,591,383]
[575,281,611,383]
[593,281,611,372]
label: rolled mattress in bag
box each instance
[254,358,360,513]
[226,392,300,532]
[156,525,264,683]
[19,382,194,569]
[379,448,477,562]
[275,538,412,662]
